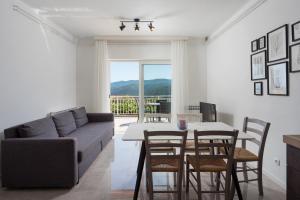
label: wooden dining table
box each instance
[122,122,255,200]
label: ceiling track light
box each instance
[148,22,155,31]
[119,22,125,31]
[135,23,139,31]
[119,18,155,32]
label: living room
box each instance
[0,0,299,199]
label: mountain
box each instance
[111,79,171,96]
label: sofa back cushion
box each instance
[71,107,88,128]
[18,117,59,138]
[52,111,77,137]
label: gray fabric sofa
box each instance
[1,107,114,188]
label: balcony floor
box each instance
[115,117,138,133]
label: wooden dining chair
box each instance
[144,130,187,200]
[177,113,212,186]
[232,117,271,196]
[186,130,238,200]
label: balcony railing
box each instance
[110,95,171,117]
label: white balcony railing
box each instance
[110,95,171,117]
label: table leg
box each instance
[232,163,243,200]
[134,141,146,200]
[223,140,243,200]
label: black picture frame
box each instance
[267,61,289,96]
[289,43,300,72]
[267,24,288,63]
[292,21,300,42]
[254,82,263,96]
[251,39,258,52]
[258,36,266,50]
[251,50,267,81]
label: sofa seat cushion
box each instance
[67,122,113,162]
[18,117,59,138]
[52,112,77,137]
[71,107,88,128]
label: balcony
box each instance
[110,95,171,132]
[110,95,171,117]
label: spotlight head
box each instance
[119,22,125,31]
[148,22,155,31]
[135,23,139,31]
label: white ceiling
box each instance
[22,0,250,38]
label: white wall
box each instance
[108,42,171,60]
[0,1,77,135]
[76,38,206,111]
[76,38,96,112]
[187,39,207,105]
[206,0,300,188]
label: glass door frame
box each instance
[109,59,171,123]
[138,60,171,123]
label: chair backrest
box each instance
[156,99,167,113]
[243,117,271,159]
[200,102,217,122]
[144,130,188,169]
[193,130,238,171]
[159,102,171,114]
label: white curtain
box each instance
[94,40,110,112]
[171,40,189,122]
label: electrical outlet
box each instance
[274,157,280,166]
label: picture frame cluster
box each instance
[251,20,300,96]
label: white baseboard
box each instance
[262,167,286,190]
[247,162,286,190]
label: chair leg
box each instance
[216,172,221,191]
[177,169,183,200]
[229,162,237,200]
[242,162,248,183]
[174,172,177,187]
[210,172,214,186]
[209,144,215,186]
[146,162,150,193]
[224,171,232,200]
[186,160,190,193]
[173,149,177,187]
[183,163,186,187]
[148,172,154,200]
[196,171,202,200]
[258,161,264,196]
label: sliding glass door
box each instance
[110,61,171,123]
[141,62,171,122]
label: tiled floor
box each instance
[0,127,286,200]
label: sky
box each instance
[110,62,171,82]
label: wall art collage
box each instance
[251,20,300,96]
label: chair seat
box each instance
[185,141,210,152]
[151,156,180,172]
[187,155,227,172]
[234,148,259,162]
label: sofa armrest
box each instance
[87,113,114,122]
[1,138,78,188]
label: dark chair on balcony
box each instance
[158,101,171,122]
[200,102,217,122]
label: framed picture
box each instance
[254,82,263,96]
[290,43,300,72]
[251,50,267,80]
[267,24,288,62]
[258,36,266,50]
[251,40,258,52]
[292,21,300,42]
[267,62,289,96]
